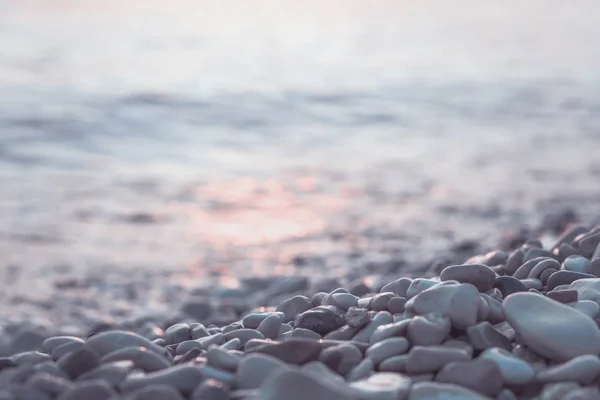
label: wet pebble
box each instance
[293,306,345,335]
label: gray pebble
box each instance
[539,382,581,400]
[513,257,549,279]
[408,381,491,400]
[311,292,327,307]
[236,353,289,389]
[505,249,525,275]
[175,340,204,355]
[528,259,561,280]
[537,354,600,385]
[435,358,503,397]
[164,324,190,345]
[353,311,393,343]
[190,324,210,339]
[257,314,281,339]
[466,321,512,351]
[294,306,346,335]
[380,278,412,297]
[547,289,578,303]
[301,361,344,383]
[199,364,236,386]
[405,346,470,374]
[42,337,84,355]
[406,279,439,299]
[406,314,450,346]
[100,346,171,372]
[220,338,241,351]
[119,364,203,394]
[11,351,52,366]
[370,293,396,312]
[246,338,322,365]
[346,357,374,381]
[563,256,591,273]
[222,329,264,346]
[319,344,363,375]
[196,332,224,348]
[370,319,410,344]
[440,264,496,292]
[129,384,185,400]
[28,372,72,397]
[345,307,371,329]
[366,337,409,365]
[349,372,411,400]
[324,325,359,341]
[564,387,600,400]
[386,297,406,314]
[86,331,167,358]
[191,378,230,400]
[379,354,408,372]
[331,293,359,310]
[56,379,116,400]
[76,360,133,387]
[51,341,86,361]
[279,328,321,341]
[57,348,100,379]
[257,369,354,400]
[180,298,213,321]
[207,346,241,371]
[547,271,596,290]
[8,385,51,400]
[276,296,313,322]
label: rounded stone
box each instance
[547,289,578,303]
[129,384,186,400]
[119,364,203,394]
[57,348,100,379]
[100,346,171,372]
[276,296,313,322]
[466,322,512,351]
[440,264,495,292]
[480,347,535,385]
[563,256,592,273]
[56,379,116,400]
[406,314,451,346]
[76,360,134,387]
[435,358,503,397]
[164,324,190,345]
[547,271,596,291]
[258,369,355,400]
[492,276,528,297]
[349,373,411,400]
[294,306,346,335]
[536,354,600,385]
[256,314,282,340]
[502,292,600,361]
[319,344,363,375]
[345,307,371,329]
[365,337,409,365]
[408,382,491,400]
[42,337,84,355]
[86,331,167,358]
[405,346,470,374]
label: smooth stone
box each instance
[353,311,394,343]
[370,293,396,312]
[331,293,359,310]
[466,322,512,351]
[513,257,550,279]
[51,341,86,361]
[370,320,411,345]
[86,331,167,358]
[293,306,345,335]
[405,283,479,329]
[540,382,580,400]
[220,337,241,351]
[28,372,72,397]
[6,385,50,400]
[540,268,558,285]
[246,338,322,365]
[11,351,52,365]
[175,340,204,356]
[324,325,359,341]
[199,364,236,386]
[502,292,600,361]
[176,348,203,364]
[180,298,213,320]
[528,259,561,279]
[119,364,203,394]
[570,278,600,303]
[442,339,474,358]
[164,324,190,345]
[346,358,374,382]
[345,307,371,329]
[301,361,344,384]
[387,297,406,314]
[590,258,600,277]
[579,231,600,257]
[242,313,271,329]
[56,379,116,400]
[563,256,591,273]
[551,225,588,251]
[279,327,321,341]
[379,354,408,372]
[366,337,409,365]
[520,278,543,291]
[568,300,600,318]
[440,264,495,292]
[435,358,503,397]
[57,348,100,379]
[381,278,412,298]
[319,344,362,375]
[406,313,451,346]
[493,276,528,297]
[480,294,504,324]
[564,387,600,400]
[408,382,491,400]
[547,271,595,290]
[42,337,84,355]
[100,346,171,372]
[76,361,134,386]
[206,346,240,371]
[196,333,224,347]
[405,279,439,299]
[311,292,328,307]
[276,296,313,322]
[497,389,518,400]
[405,346,470,374]
[257,369,354,400]
[349,373,411,400]
[256,315,281,340]
[9,329,46,354]
[480,347,535,385]
[190,323,209,339]
[190,379,230,400]
[547,289,578,303]
[222,329,264,346]
[537,354,600,384]
[129,384,186,400]
[505,249,525,276]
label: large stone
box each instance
[246,338,322,365]
[440,264,496,292]
[408,382,491,400]
[406,314,451,346]
[349,373,411,400]
[257,369,354,400]
[480,348,535,385]
[502,292,600,361]
[86,331,167,358]
[536,354,600,385]
[435,358,503,397]
[405,283,479,329]
[293,306,345,335]
[236,353,289,389]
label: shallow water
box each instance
[2,0,600,278]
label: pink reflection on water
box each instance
[170,175,346,249]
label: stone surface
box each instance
[349,373,411,400]
[257,369,354,400]
[276,296,313,322]
[493,276,528,297]
[293,306,345,335]
[480,347,535,385]
[536,354,600,385]
[319,344,363,375]
[365,337,409,365]
[408,382,491,400]
[547,271,596,290]
[435,358,503,397]
[440,264,496,292]
[466,322,512,351]
[502,292,600,361]
[246,338,322,365]
[405,346,470,374]
[406,314,450,346]
[100,346,171,372]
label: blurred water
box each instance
[1,0,600,272]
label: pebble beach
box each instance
[3,0,600,398]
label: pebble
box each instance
[480,347,535,385]
[365,337,409,365]
[28,372,72,397]
[275,296,313,322]
[435,358,503,397]
[76,360,134,386]
[440,264,496,292]
[387,297,406,314]
[405,282,480,329]
[493,276,528,297]
[51,341,86,361]
[293,306,346,335]
[568,300,600,318]
[547,289,579,303]
[379,354,408,372]
[175,340,204,356]
[119,364,203,394]
[302,361,345,383]
[536,354,600,385]
[380,278,412,297]
[408,381,491,400]
[505,249,525,275]
[353,311,394,343]
[319,343,363,375]
[563,256,592,273]
[86,331,166,358]
[129,384,186,400]
[246,338,322,365]
[99,346,171,372]
[11,351,52,365]
[539,382,582,400]
[405,346,470,374]
[406,279,439,299]
[257,369,354,400]
[370,293,396,312]
[345,307,371,329]
[331,293,359,310]
[42,337,84,355]
[547,271,596,290]
[502,292,600,361]
[57,348,100,379]
[349,373,411,400]
[324,325,359,340]
[56,379,116,400]
[570,278,600,303]
[222,329,264,346]
[164,323,190,345]
[190,379,230,400]
[369,320,410,344]
[466,322,512,351]
[406,313,451,346]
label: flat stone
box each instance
[324,325,359,341]
[42,337,84,355]
[405,346,470,374]
[246,338,322,365]
[536,354,600,385]
[319,344,363,375]
[366,337,409,365]
[353,311,394,343]
[9,329,46,354]
[440,264,496,292]
[294,306,346,335]
[547,289,578,303]
[301,361,345,383]
[28,372,72,397]
[57,348,100,379]
[570,278,600,304]
[405,283,479,329]
[190,379,230,400]
[466,322,512,351]
[480,347,535,385]
[564,387,600,400]
[551,225,588,251]
[505,249,525,275]
[164,324,190,345]
[198,365,236,386]
[175,340,204,356]
[222,329,264,346]
[370,293,396,312]
[408,382,491,400]
[379,354,408,373]
[76,361,134,387]
[502,292,600,361]
[381,278,412,297]
[345,307,371,329]
[387,297,406,314]
[86,331,167,358]
[11,351,52,366]
[349,373,411,400]
[493,276,528,297]
[331,293,359,310]
[257,369,354,400]
[513,257,549,279]
[527,258,561,280]
[547,271,595,290]
[129,384,186,400]
[406,313,451,346]
[520,278,543,290]
[51,341,86,361]
[205,347,241,372]
[6,385,50,400]
[369,320,409,344]
[435,358,503,397]
[563,256,592,273]
[578,231,600,258]
[100,346,171,372]
[56,379,116,400]
[190,323,210,339]
[119,364,203,394]
[346,357,374,381]
[276,296,313,322]
[540,382,581,400]
[406,279,439,299]
[568,300,600,318]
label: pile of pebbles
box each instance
[2,223,600,399]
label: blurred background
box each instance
[1,0,600,286]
